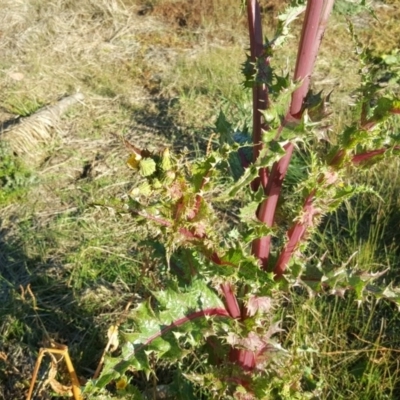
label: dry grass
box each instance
[1,0,400,398]
[0,1,254,397]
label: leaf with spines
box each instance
[272,4,306,48]
[139,158,156,177]
[89,280,232,392]
[202,244,275,292]
[129,182,152,199]
[215,110,234,143]
[216,144,285,200]
[191,152,222,192]
[161,148,172,171]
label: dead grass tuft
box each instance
[1,93,85,165]
[366,3,400,52]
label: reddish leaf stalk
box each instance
[229,348,256,371]
[273,190,316,280]
[330,103,400,166]
[220,283,241,319]
[117,308,231,363]
[330,144,400,170]
[352,146,400,164]
[132,210,199,240]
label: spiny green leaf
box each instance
[215,110,233,141]
[219,145,283,199]
[239,201,261,222]
[375,283,400,310]
[228,152,245,181]
[161,148,172,171]
[94,280,230,391]
[206,245,275,291]
[227,165,258,197]
[139,158,156,177]
[372,97,398,122]
[191,152,222,192]
[273,5,306,48]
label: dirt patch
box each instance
[147,0,286,31]
[151,0,206,28]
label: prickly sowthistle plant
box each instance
[85,1,400,398]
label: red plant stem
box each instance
[117,308,231,362]
[226,0,271,373]
[352,146,400,163]
[132,209,200,240]
[252,142,294,269]
[229,348,256,371]
[220,283,241,319]
[290,0,325,118]
[247,0,268,159]
[316,1,336,52]
[273,190,316,280]
[188,173,210,221]
[352,149,386,163]
[247,0,269,191]
[272,143,400,279]
[253,0,332,273]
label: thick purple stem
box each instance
[229,348,256,371]
[220,283,241,319]
[247,0,268,159]
[253,0,333,273]
[229,1,270,372]
[290,0,326,118]
[247,0,269,191]
[252,143,294,269]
